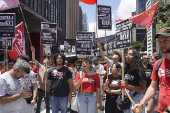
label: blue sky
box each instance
[79,0,136,37]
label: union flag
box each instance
[8,22,26,60]
[78,0,97,5]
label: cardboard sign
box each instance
[98,5,112,30]
[0,38,12,50]
[0,13,15,38]
[41,22,57,45]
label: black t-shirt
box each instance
[144,64,153,88]
[125,68,146,86]
[47,66,72,97]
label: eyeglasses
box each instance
[57,58,62,59]
[125,54,133,57]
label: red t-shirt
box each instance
[1,69,6,74]
[75,72,100,92]
[151,57,170,113]
[32,65,38,73]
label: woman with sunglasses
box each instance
[74,58,100,113]
[103,63,123,113]
[120,49,146,113]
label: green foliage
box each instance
[131,41,146,52]
[153,1,170,26]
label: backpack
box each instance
[155,58,163,89]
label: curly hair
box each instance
[53,53,66,66]
[125,49,143,75]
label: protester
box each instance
[119,49,146,113]
[17,55,38,113]
[0,60,31,113]
[29,61,38,75]
[97,43,122,66]
[142,55,153,89]
[44,53,73,113]
[147,53,162,113]
[131,27,170,113]
[31,46,51,113]
[70,62,77,84]
[92,56,106,110]
[103,63,123,113]
[74,58,100,113]
[1,59,16,74]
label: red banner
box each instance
[78,0,97,5]
[115,0,160,28]
[8,22,26,60]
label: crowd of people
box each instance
[0,27,170,113]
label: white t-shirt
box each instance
[72,67,77,81]
[94,64,106,85]
[20,71,37,89]
[0,72,23,113]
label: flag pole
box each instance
[45,45,48,97]
[4,50,6,70]
[139,29,150,52]
[6,38,8,71]
[19,4,32,46]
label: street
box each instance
[35,94,106,113]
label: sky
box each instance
[79,0,136,37]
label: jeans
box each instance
[124,91,145,113]
[50,96,68,113]
[77,92,97,113]
[36,89,50,113]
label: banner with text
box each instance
[115,19,131,49]
[0,38,12,50]
[0,13,15,38]
[98,5,112,30]
[41,22,57,45]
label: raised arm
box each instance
[97,43,112,64]
[30,46,38,66]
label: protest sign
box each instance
[0,38,12,50]
[115,19,131,49]
[98,5,112,30]
[41,22,57,45]
[0,13,15,38]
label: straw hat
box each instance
[113,49,122,61]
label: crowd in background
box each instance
[0,27,170,113]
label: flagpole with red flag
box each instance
[78,0,97,5]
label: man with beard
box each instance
[92,56,106,110]
[44,53,73,113]
[0,60,32,113]
[132,27,170,113]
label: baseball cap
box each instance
[92,56,99,62]
[154,27,170,38]
[113,50,122,60]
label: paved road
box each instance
[35,94,106,113]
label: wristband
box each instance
[33,97,36,99]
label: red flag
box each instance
[78,0,97,5]
[115,1,160,28]
[130,0,160,27]
[8,22,26,60]
[0,0,19,11]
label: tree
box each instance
[153,1,170,29]
[131,41,146,52]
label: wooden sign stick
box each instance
[122,49,125,101]
[45,45,48,97]
[6,38,8,71]
[104,30,108,79]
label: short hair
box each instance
[53,53,66,65]
[16,55,30,63]
[13,60,30,74]
[153,53,162,61]
[8,59,16,64]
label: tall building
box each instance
[82,13,88,31]
[79,6,83,31]
[66,0,79,39]
[136,0,147,14]
[1,0,65,61]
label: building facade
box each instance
[66,0,79,39]
[79,6,83,31]
[82,13,88,31]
